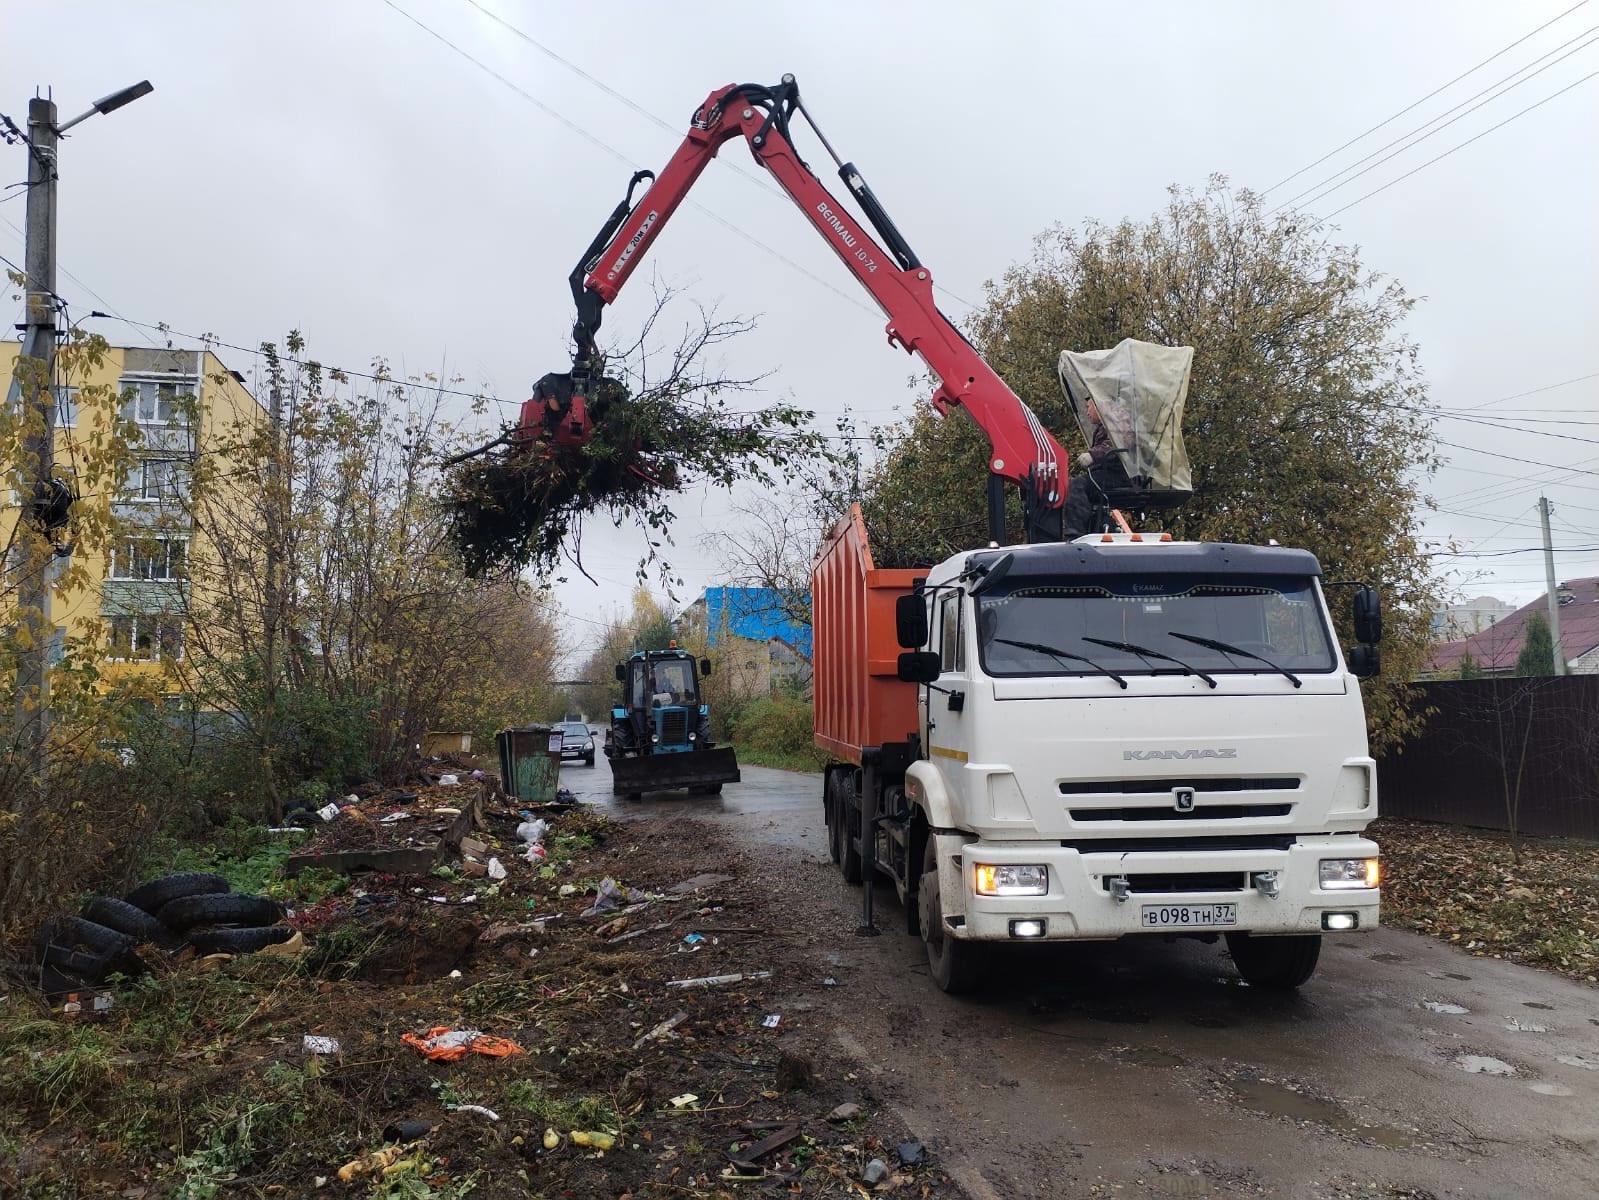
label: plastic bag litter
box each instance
[516,818,549,845]
[303,1034,341,1055]
[581,877,639,917]
[487,857,507,881]
[438,773,460,786]
[401,1026,525,1062]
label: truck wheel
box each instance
[838,772,863,885]
[919,837,983,994]
[1225,932,1322,989]
[824,773,841,865]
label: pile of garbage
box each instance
[35,873,299,996]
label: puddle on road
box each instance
[1528,1082,1575,1096]
[1555,1053,1599,1071]
[1368,952,1408,963]
[1425,970,1472,982]
[1422,1001,1470,1015]
[1453,1054,1516,1076]
[1111,1045,1184,1068]
[1029,992,1152,1024]
[1229,1077,1417,1149]
[1523,1001,1555,1011]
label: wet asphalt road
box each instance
[562,760,1599,1199]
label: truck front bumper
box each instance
[941,835,1380,941]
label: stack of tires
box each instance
[37,873,296,994]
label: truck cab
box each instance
[822,530,1385,994]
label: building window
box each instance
[109,538,187,581]
[120,379,195,424]
[120,458,190,503]
[107,614,184,661]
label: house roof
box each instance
[1427,576,1599,674]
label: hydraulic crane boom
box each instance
[559,75,1068,545]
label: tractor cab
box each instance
[606,647,741,798]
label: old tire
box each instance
[838,771,863,885]
[919,837,984,994]
[1226,932,1322,990]
[158,893,282,932]
[36,918,139,983]
[82,896,180,949]
[126,872,230,915]
[187,924,295,956]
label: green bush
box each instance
[731,694,824,771]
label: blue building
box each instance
[682,586,811,693]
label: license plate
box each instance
[1141,902,1238,929]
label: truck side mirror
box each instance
[895,594,928,649]
[699,657,713,677]
[1347,644,1381,679]
[1353,586,1382,644]
[614,663,626,682]
[897,650,941,684]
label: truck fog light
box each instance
[688,731,696,741]
[1322,911,1359,931]
[1009,919,1046,938]
[974,864,1048,896]
[1319,857,1380,890]
[651,734,660,744]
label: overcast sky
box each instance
[5,0,1596,663]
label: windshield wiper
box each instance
[1082,636,1218,688]
[991,637,1128,689]
[1167,631,1301,687]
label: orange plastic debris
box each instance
[401,1027,526,1062]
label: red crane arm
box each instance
[563,77,1067,541]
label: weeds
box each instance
[501,1077,618,1131]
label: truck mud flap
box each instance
[609,747,741,795]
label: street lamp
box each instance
[55,80,154,133]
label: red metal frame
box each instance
[560,81,1067,522]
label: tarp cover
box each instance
[1058,339,1193,503]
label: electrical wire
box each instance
[380,0,881,321]
[1317,69,1599,219]
[1269,25,1599,214]
[1452,369,1599,412]
[1261,0,1593,194]
[454,0,983,314]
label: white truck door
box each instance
[928,592,973,779]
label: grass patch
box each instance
[733,743,826,773]
[502,1077,618,1131]
[165,823,345,906]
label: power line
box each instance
[380,0,881,322]
[1269,24,1599,214]
[1261,0,1593,194]
[0,213,161,349]
[1452,369,1599,412]
[1435,437,1599,478]
[452,0,982,314]
[1318,69,1599,219]
[1407,404,1599,446]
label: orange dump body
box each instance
[812,505,924,765]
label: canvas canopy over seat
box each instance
[1058,339,1194,512]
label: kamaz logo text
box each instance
[1123,748,1239,761]
[816,202,858,248]
[607,210,659,280]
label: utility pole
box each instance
[14,95,60,778]
[10,81,152,780]
[1538,495,1566,676]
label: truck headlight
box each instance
[974,863,1048,896]
[688,731,696,741]
[1319,858,1380,890]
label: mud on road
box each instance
[572,761,1599,1200]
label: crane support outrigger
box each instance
[559,75,1068,546]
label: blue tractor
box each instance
[607,648,741,799]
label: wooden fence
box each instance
[1377,675,1599,839]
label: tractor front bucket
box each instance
[609,747,742,796]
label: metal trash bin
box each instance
[496,724,562,803]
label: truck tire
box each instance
[125,872,230,915]
[824,773,841,865]
[82,896,180,949]
[157,893,282,932]
[918,837,983,994]
[1225,932,1322,990]
[187,925,296,956]
[838,771,863,885]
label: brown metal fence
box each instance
[1377,675,1599,839]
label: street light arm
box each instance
[56,80,153,133]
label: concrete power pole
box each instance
[14,95,60,778]
[1538,495,1566,676]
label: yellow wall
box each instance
[1,343,264,689]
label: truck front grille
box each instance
[1059,776,1300,795]
[658,709,689,746]
[1101,872,1248,894]
[1069,803,1292,822]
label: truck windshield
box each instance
[976,574,1335,678]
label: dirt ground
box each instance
[0,792,964,1199]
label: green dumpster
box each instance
[497,724,562,803]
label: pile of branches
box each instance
[445,372,829,580]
